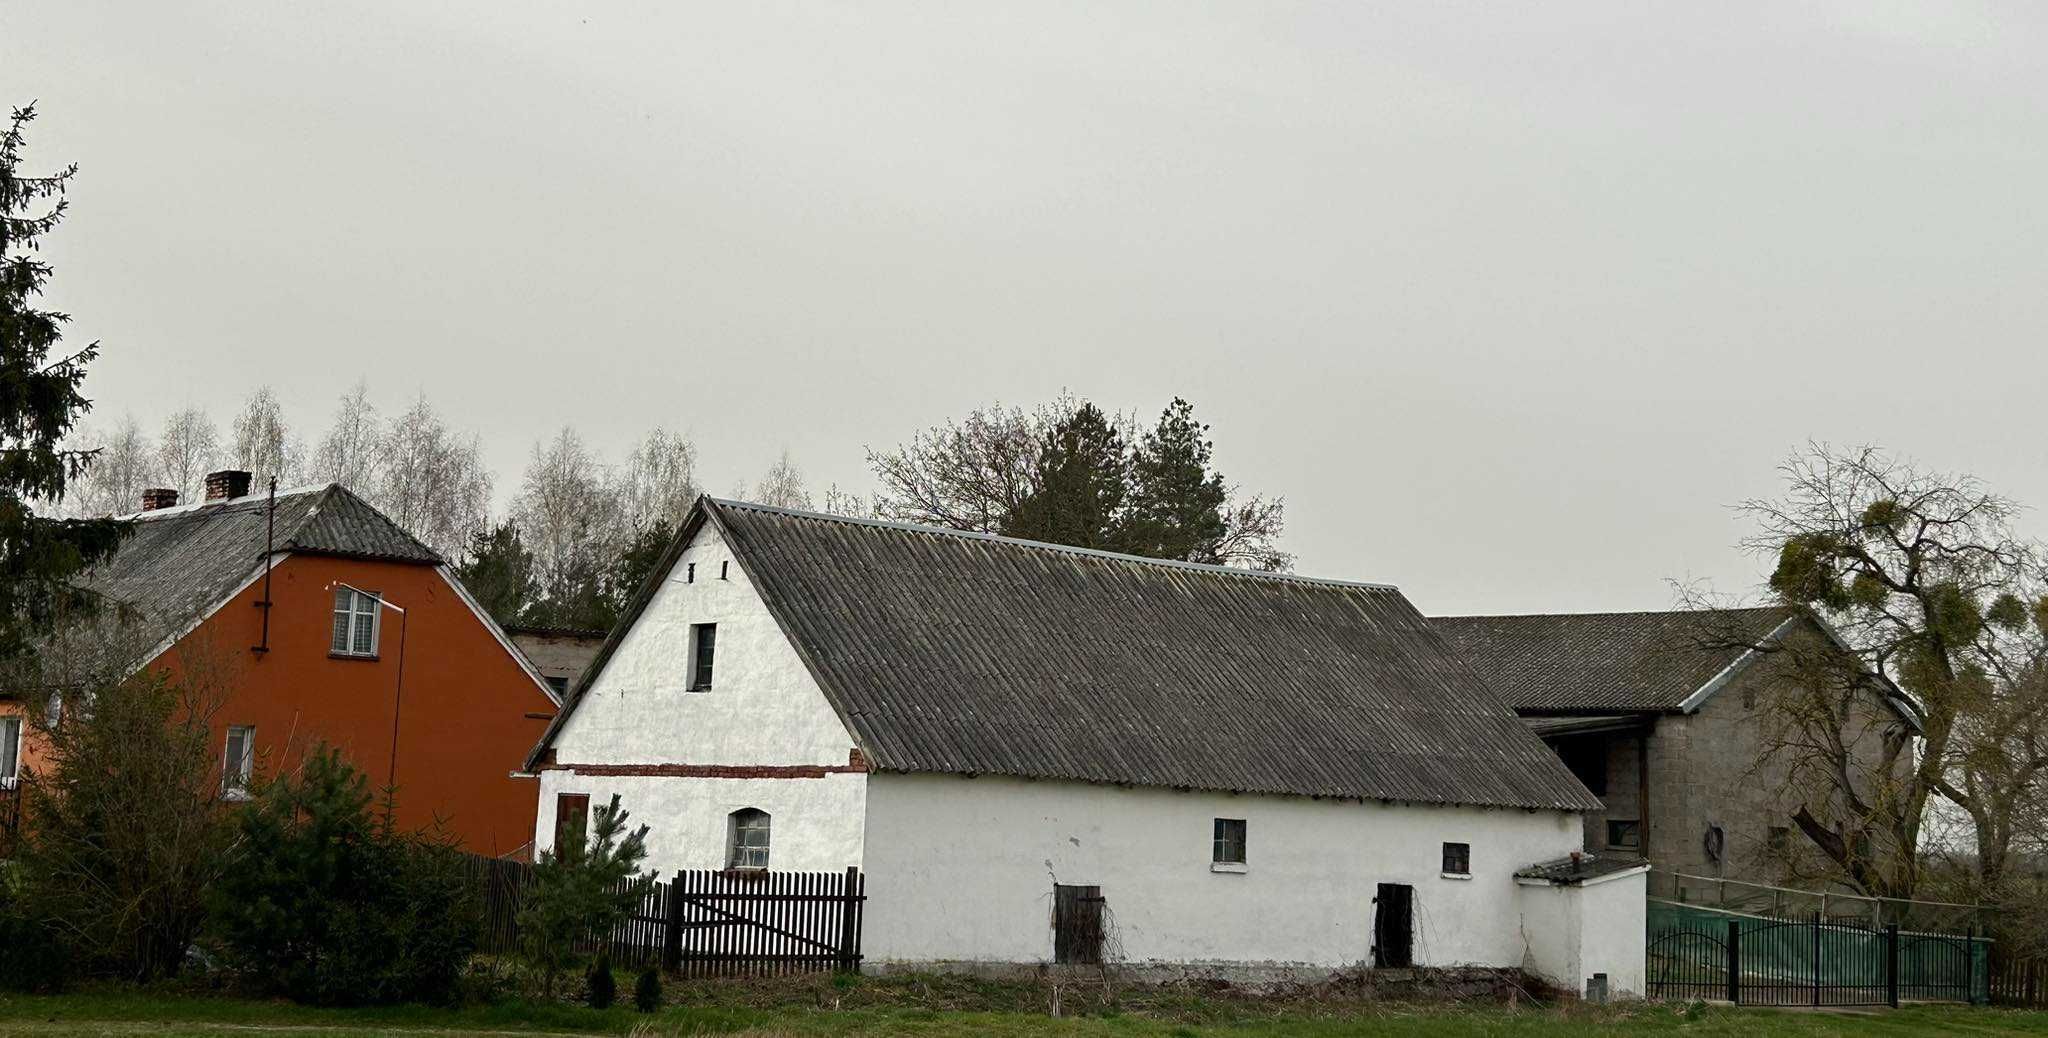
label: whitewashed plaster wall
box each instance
[860,773,1585,970]
[1515,868,1648,997]
[536,520,868,877]
[536,770,866,877]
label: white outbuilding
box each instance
[525,498,1643,993]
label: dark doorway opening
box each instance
[1053,884,1105,964]
[1374,883,1415,968]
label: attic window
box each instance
[686,563,696,583]
[331,588,381,657]
[719,561,730,580]
[689,623,717,691]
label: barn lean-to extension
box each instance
[526,497,1644,992]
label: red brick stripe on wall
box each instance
[550,749,870,779]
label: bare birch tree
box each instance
[750,449,813,510]
[154,407,218,502]
[231,386,302,489]
[69,416,156,516]
[373,397,491,559]
[512,428,619,627]
[312,381,384,490]
[615,427,699,535]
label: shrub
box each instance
[633,966,661,1012]
[586,951,615,1009]
[0,866,72,991]
[516,793,651,997]
[206,745,482,1005]
[14,666,232,981]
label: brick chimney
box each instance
[204,469,254,501]
[140,488,180,511]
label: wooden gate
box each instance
[466,855,865,976]
[663,867,866,977]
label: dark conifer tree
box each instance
[1121,398,1230,562]
[1001,402,1129,551]
[453,520,536,627]
[0,104,127,661]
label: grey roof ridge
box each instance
[115,481,336,522]
[1431,604,1791,620]
[704,497,1398,592]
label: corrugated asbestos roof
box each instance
[90,483,440,644]
[539,498,1602,812]
[1429,607,1796,714]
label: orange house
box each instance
[2,471,559,858]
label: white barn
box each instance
[525,499,1644,992]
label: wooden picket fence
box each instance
[463,853,865,975]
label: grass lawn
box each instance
[1,986,2045,1038]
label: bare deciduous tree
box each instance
[868,400,1047,532]
[154,407,219,502]
[312,381,384,490]
[513,428,620,622]
[374,397,491,559]
[750,449,813,510]
[231,386,302,489]
[615,427,699,534]
[69,416,157,517]
[1735,444,2048,903]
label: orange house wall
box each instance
[154,554,556,857]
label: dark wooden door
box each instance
[1053,884,1104,964]
[1374,883,1414,968]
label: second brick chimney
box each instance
[204,469,254,501]
[140,488,180,511]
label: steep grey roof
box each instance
[1429,607,1796,714]
[539,498,1601,812]
[90,484,439,643]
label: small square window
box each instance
[544,675,569,696]
[1212,818,1246,865]
[689,623,717,691]
[1606,819,1641,850]
[222,725,255,796]
[1441,842,1471,876]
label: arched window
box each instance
[727,808,770,869]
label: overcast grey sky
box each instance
[7,2,2046,615]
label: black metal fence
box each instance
[464,853,865,976]
[1649,903,1986,1006]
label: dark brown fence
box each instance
[1991,956,2048,1008]
[462,853,864,976]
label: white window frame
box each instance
[331,588,382,657]
[727,807,770,869]
[222,725,255,798]
[0,715,21,788]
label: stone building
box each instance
[505,625,607,699]
[1431,607,1918,883]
